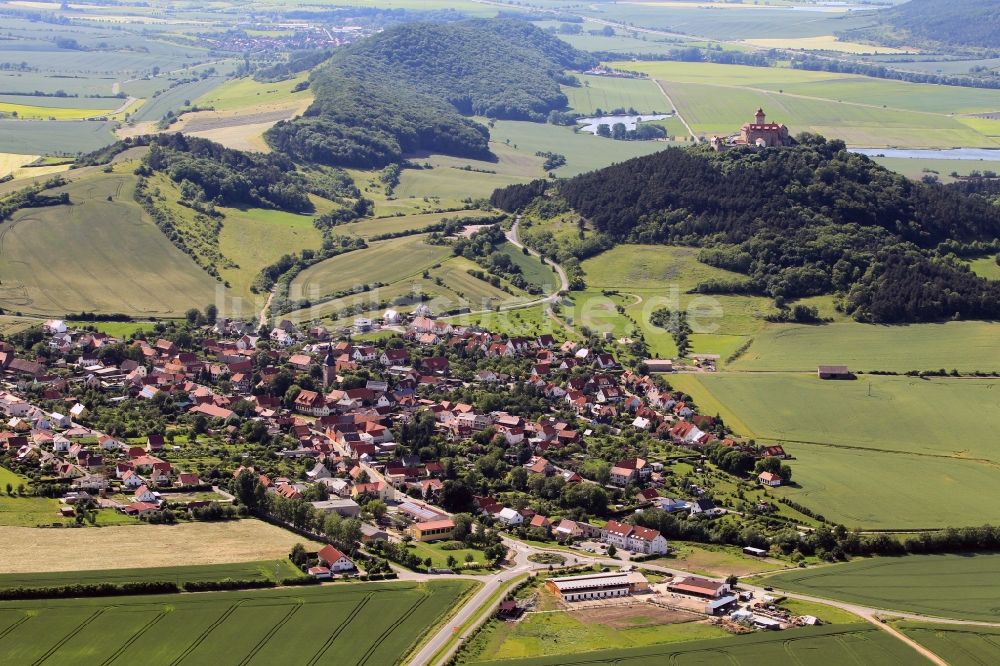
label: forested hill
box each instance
[266,19,597,169]
[843,0,1000,50]
[549,136,1000,323]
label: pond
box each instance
[577,114,670,135]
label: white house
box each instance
[134,485,159,503]
[601,520,668,555]
[121,470,145,488]
[50,412,72,429]
[306,463,331,481]
[497,507,524,526]
[43,319,67,334]
[99,435,124,451]
[758,471,782,487]
[317,544,355,572]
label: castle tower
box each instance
[755,108,766,125]
[322,346,336,387]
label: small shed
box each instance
[817,365,853,380]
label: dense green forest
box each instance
[842,0,1000,50]
[266,19,596,168]
[506,136,1000,323]
[139,134,358,214]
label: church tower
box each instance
[322,346,336,387]
[755,108,766,125]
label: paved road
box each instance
[407,538,537,665]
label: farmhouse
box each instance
[546,571,649,602]
[758,471,782,487]
[317,544,355,572]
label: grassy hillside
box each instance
[291,235,453,303]
[669,373,1000,528]
[0,169,221,317]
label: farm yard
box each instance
[0,520,321,573]
[0,580,472,665]
[650,542,786,578]
[668,373,1000,528]
[765,553,1000,622]
[465,622,926,666]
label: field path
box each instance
[651,79,696,140]
[502,216,577,336]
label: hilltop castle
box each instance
[711,108,790,151]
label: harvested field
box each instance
[179,108,295,133]
[0,520,321,573]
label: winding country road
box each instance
[505,216,569,304]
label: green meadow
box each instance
[668,373,1000,528]
[217,206,322,304]
[766,554,1000,622]
[732,321,1000,373]
[572,244,777,358]
[466,623,927,666]
[488,121,668,177]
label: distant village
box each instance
[1,309,793,583]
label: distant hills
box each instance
[497,136,1000,324]
[843,0,1000,50]
[266,19,597,169]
